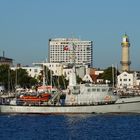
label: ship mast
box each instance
[68,42,77,87]
[42,64,46,86]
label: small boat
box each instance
[19,93,51,102]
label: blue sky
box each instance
[0,0,140,70]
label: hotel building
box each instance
[48,38,93,67]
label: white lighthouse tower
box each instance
[120,34,131,71]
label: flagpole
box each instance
[112,64,114,89]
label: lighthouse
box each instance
[120,34,131,71]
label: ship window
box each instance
[73,86,80,90]
[97,89,100,92]
[108,88,112,92]
[124,79,127,81]
[34,69,38,73]
[102,89,107,92]
[92,88,96,92]
[87,88,91,92]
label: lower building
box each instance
[0,56,13,66]
[11,66,43,79]
[34,62,86,80]
[117,72,134,89]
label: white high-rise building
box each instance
[48,38,93,67]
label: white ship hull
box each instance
[1,97,140,114]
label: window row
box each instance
[120,79,131,81]
[87,88,108,92]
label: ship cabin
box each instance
[70,84,113,95]
[84,84,113,94]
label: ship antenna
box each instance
[112,64,114,88]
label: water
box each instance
[0,114,140,140]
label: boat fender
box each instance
[104,96,111,101]
[70,97,75,102]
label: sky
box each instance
[0,0,140,70]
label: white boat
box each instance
[1,94,140,114]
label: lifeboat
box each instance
[20,93,51,102]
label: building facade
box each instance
[34,62,63,76]
[48,38,93,67]
[11,66,43,79]
[34,62,86,80]
[117,71,134,89]
[0,56,13,66]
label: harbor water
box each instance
[0,114,140,140]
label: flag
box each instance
[63,42,77,51]
[63,44,72,51]
[63,46,69,51]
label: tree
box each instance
[52,75,68,89]
[0,65,38,91]
[16,68,38,88]
[0,64,10,90]
[37,66,54,85]
[101,66,120,86]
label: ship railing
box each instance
[48,89,63,105]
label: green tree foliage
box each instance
[16,68,38,88]
[101,66,119,85]
[0,65,10,90]
[37,65,69,89]
[52,75,68,89]
[0,65,38,91]
[37,66,53,85]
